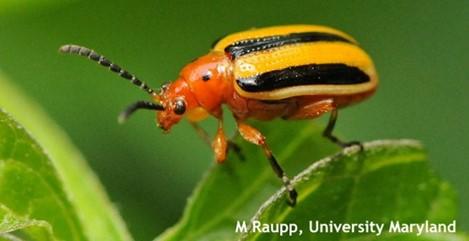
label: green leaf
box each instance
[0,74,132,240]
[156,120,465,241]
[243,140,461,241]
[0,110,85,240]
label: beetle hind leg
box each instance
[236,121,297,206]
[323,109,363,150]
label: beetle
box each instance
[59,24,378,206]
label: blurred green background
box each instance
[0,0,467,240]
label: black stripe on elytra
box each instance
[236,63,369,92]
[225,32,353,59]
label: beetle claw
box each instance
[341,140,364,152]
[286,189,298,207]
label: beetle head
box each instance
[154,78,201,131]
[156,52,232,131]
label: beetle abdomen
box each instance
[213,25,378,100]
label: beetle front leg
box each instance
[190,122,211,146]
[323,109,363,150]
[191,122,244,161]
[212,119,228,163]
[236,121,297,206]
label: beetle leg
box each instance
[227,136,246,161]
[323,109,363,150]
[191,122,245,161]
[284,99,334,120]
[190,122,211,146]
[212,119,228,163]
[236,121,297,206]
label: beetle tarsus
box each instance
[340,140,364,151]
[282,174,297,207]
[286,188,298,207]
[323,109,364,151]
[270,155,297,207]
[265,145,298,205]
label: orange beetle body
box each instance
[156,51,376,131]
[60,24,378,206]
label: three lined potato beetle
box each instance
[60,24,378,206]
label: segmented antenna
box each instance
[118,100,164,124]
[59,44,156,95]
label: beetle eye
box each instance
[174,99,186,115]
[202,71,212,81]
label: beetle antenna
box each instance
[118,100,164,124]
[59,44,156,96]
